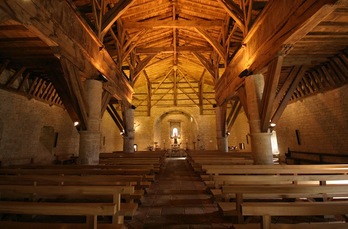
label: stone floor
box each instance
[125,157,235,229]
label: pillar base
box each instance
[250,132,273,164]
[216,136,228,152]
[79,131,100,165]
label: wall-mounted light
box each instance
[226,131,230,136]
[238,69,253,78]
[73,121,79,127]
[96,73,108,82]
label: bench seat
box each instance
[119,202,138,218]
[233,223,348,229]
[217,201,237,216]
[0,221,126,229]
[239,201,348,229]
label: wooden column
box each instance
[79,80,103,164]
[123,105,135,153]
[245,74,273,164]
[215,105,228,152]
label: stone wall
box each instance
[133,106,217,151]
[0,90,79,166]
[276,84,348,159]
[101,111,123,152]
[228,110,251,152]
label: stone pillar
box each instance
[215,105,228,152]
[79,80,102,164]
[123,105,135,153]
[245,75,273,164]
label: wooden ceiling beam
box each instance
[0,0,133,103]
[132,54,157,84]
[194,27,226,62]
[271,65,307,124]
[215,0,340,105]
[60,57,89,130]
[260,55,283,132]
[5,66,26,87]
[101,0,135,37]
[227,101,242,131]
[106,104,124,132]
[135,46,213,54]
[192,52,215,78]
[216,0,245,32]
[123,18,223,29]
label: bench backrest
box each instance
[0,174,143,186]
[214,174,348,187]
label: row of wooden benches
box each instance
[186,150,254,172]
[199,163,348,229]
[0,151,167,229]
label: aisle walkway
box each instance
[125,157,233,228]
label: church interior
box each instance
[0,0,348,228]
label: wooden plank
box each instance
[101,0,135,37]
[260,55,283,131]
[215,0,339,105]
[0,201,117,216]
[0,221,126,229]
[194,27,226,62]
[0,0,132,103]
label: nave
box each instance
[126,157,233,228]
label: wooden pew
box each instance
[99,152,165,173]
[0,185,134,228]
[219,184,348,223]
[201,164,348,181]
[0,174,146,203]
[187,151,254,173]
[0,167,153,176]
[210,173,348,201]
[5,164,157,182]
[237,201,348,229]
[0,202,120,229]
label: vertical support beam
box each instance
[245,74,273,164]
[199,69,206,115]
[260,55,283,131]
[173,68,177,106]
[79,79,103,164]
[215,104,228,152]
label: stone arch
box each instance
[154,109,199,150]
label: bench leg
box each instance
[236,193,244,224]
[86,215,97,229]
[261,215,271,229]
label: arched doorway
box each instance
[154,110,198,151]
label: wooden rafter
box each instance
[215,0,340,105]
[0,0,133,103]
[237,86,248,118]
[135,46,213,54]
[101,0,135,38]
[60,57,89,130]
[192,52,215,78]
[194,27,226,62]
[101,91,112,116]
[132,54,157,84]
[123,19,223,29]
[271,65,307,124]
[260,55,283,132]
[5,66,26,87]
[227,100,242,131]
[106,104,124,132]
[216,0,245,32]
[199,69,205,115]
